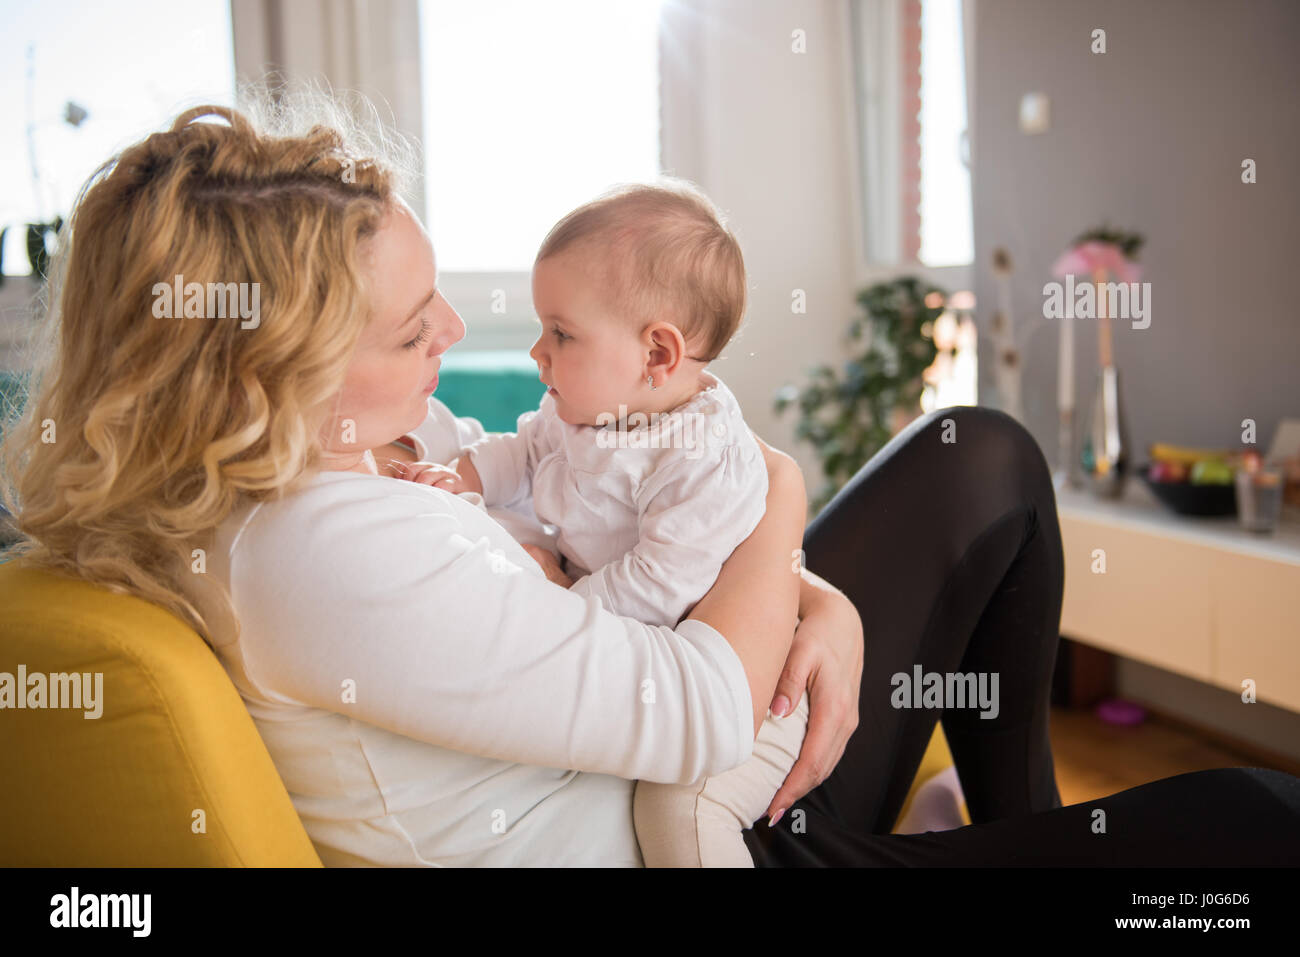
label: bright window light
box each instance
[0,0,234,275]
[419,0,663,272]
[918,0,973,268]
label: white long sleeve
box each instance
[461,404,555,511]
[401,396,559,550]
[219,475,753,784]
[188,458,755,867]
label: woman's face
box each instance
[320,201,465,470]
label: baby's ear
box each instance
[645,320,690,367]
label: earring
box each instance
[646,374,658,391]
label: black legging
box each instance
[741,405,1300,866]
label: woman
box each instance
[3,95,1297,867]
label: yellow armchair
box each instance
[0,558,960,866]
[0,559,321,866]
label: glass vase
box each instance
[1079,365,1130,499]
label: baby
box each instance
[398,180,810,867]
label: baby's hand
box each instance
[393,459,471,494]
[522,544,574,588]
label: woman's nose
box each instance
[434,297,467,353]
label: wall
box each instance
[971,0,1300,464]
[972,0,1300,746]
[660,0,863,489]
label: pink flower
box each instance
[1051,240,1142,283]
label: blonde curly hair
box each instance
[0,85,417,644]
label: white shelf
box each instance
[1054,478,1300,567]
[1056,474,1300,714]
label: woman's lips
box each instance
[424,373,439,393]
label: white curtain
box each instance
[848,0,903,267]
[228,0,427,216]
[846,0,976,288]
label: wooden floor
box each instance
[1048,704,1299,804]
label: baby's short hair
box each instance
[534,178,746,362]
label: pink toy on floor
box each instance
[1095,698,1147,726]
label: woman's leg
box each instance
[744,766,1300,865]
[794,404,1064,834]
[741,405,1300,865]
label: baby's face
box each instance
[530,250,648,427]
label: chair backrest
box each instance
[0,559,322,866]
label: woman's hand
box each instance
[522,544,574,588]
[763,568,864,824]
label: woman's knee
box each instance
[925,406,1052,492]
[864,406,1055,523]
[805,405,1057,568]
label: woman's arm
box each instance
[229,479,757,786]
[685,434,806,739]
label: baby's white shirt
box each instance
[461,372,769,628]
[396,395,561,552]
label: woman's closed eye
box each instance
[552,328,571,342]
[403,315,432,350]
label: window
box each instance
[851,0,977,413]
[917,0,972,267]
[419,0,663,348]
[0,0,235,277]
[850,0,973,270]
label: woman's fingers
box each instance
[765,674,839,823]
[764,634,818,819]
[763,611,860,823]
[769,642,812,720]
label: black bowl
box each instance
[1138,463,1237,516]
